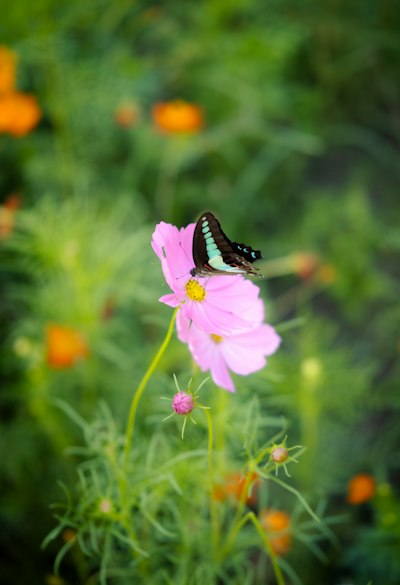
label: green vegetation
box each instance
[1,2,399,584]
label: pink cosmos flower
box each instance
[151,221,265,336]
[177,311,281,392]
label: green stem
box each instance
[117,307,178,557]
[203,408,218,553]
[297,365,321,490]
[123,307,178,468]
[222,511,285,585]
[215,389,228,457]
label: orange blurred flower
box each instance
[0,46,41,137]
[0,92,41,136]
[152,100,203,134]
[3,193,21,211]
[0,46,17,93]
[46,324,89,369]
[292,252,320,280]
[213,471,259,505]
[115,102,140,128]
[260,509,292,556]
[0,194,22,239]
[292,252,337,285]
[346,473,376,505]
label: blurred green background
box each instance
[1,1,400,584]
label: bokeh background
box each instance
[1,2,400,584]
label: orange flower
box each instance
[292,252,337,285]
[0,46,17,93]
[292,252,320,280]
[46,324,89,369]
[0,92,41,136]
[152,100,203,134]
[260,509,292,556]
[213,471,259,505]
[346,473,376,505]
[115,102,140,128]
[3,193,21,211]
[0,194,22,239]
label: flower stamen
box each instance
[210,334,223,344]
[185,278,206,302]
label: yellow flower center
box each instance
[185,279,206,302]
[211,334,224,344]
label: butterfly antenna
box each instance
[175,241,195,280]
[179,241,194,266]
[176,272,190,280]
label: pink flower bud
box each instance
[172,391,194,415]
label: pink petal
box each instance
[159,293,181,307]
[210,353,235,392]
[177,313,236,391]
[152,222,196,293]
[176,311,191,343]
[164,223,195,284]
[177,312,210,368]
[205,278,264,327]
[185,300,254,336]
[189,334,215,371]
[151,222,176,260]
[222,324,281,375]
[240,323,281,355]
[207,276,260,308]
[178,223,196,264]
[151,223,179,289]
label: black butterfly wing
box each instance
[192,211,262,276]
[209,214,262,269]
[231,241,262,264]
[192,213,211,270]
[205,212,236,256]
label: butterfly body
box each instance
[191,212,262,277]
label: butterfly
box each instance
[190,211,262,277]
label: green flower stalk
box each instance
[123,306,179,468]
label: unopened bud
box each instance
[271,447,288,463]
[172,391,194,415]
